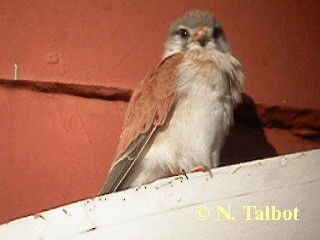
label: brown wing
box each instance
[98,53,184,195]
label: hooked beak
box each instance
[193,29,209,47]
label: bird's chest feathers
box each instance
[177,54,233,100]
[162,56,234,139]
[176,55,233,110]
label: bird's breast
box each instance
[176,54,231,101]
[147,56,234,170]
[173,57,234,131]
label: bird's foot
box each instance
[191,165,207,172]
[169,169,188,180]
[173,166,212,180]
[191,165,213,178]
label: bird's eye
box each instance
[213,28,223,39]
[178,29,189,38]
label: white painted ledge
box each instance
[1,149,320,240]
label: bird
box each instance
[98,10,245,195]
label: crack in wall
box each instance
[1,78,319,141]
[0,78,132,102]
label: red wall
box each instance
[0,0,319,223]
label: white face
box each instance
[163,23,229,58]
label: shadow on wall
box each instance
[220,94,277,166]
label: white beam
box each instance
[1,149,319,239]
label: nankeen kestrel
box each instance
[99,10,245,195]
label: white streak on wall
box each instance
[13,63,18,80]
[0,149,319,240]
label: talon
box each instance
[170,168,188,180]
[180,169,188,180]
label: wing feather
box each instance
[98,54,184,195]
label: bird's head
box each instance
[163,10,230,58]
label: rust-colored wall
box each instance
[0,0,319,223]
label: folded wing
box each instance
[98,54,184,195]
